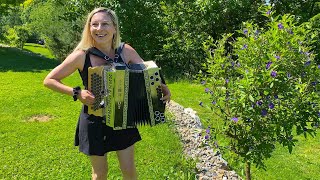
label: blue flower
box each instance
[206,128,210,134]
[311,81,317,86]
[274,95,278,99]
[266,10,271,15]
[278,23,284,30]
[271,71,277,78]
[243,29,248,35]
[225,79,229,83]
[304,61,311,66]
[242,44,248,49]
[261,109,268,116]
[205,135,210,140]
[269,102,275,109]
[274,55,280,60]
[266,61,272,70]
[231,117,239,123]
[256,100,263,106]
[201,81,206,85]
[212,101,216,105]
[205,88,210,93]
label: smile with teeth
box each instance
[96,34,107,37]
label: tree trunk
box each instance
[245,161,251,180]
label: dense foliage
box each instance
[1,1,318,76]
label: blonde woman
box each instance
[43,7,171,180]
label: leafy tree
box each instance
[4,25,30,48]
[270,0,320,24]
[0,5,23,41]
[200,7,320,179]
[26,0,81,59]
[0,0,25,15]
[117,0,165,61]
[158,0,267,79]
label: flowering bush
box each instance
[200,8,320,178]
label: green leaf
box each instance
[249,95,254,102]
[270,82,274,88]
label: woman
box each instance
[43,7,171,180]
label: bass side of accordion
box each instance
[88,61,166,130]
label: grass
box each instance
[23,43,55,59]
[168,80,320,179]
[0,45,196,179]
[2,43,319,179]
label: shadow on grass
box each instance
[0,46,60,72]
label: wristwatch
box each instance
[73,86,81,101]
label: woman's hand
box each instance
[78,90,95,106]
[160,84,171,103]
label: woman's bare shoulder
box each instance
[122,44,144,64]
[62,50,86,69]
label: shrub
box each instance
[200,8,320,179]
[4,25,30,49]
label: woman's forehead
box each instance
[91,12,112,22]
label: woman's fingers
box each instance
[79,90,95,105]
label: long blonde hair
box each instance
[74,7,121,51]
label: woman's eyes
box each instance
[91,22,112,28]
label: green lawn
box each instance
[23,43,55,59]
[2,44,319,179]
[0,45,195,179]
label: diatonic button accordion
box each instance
[88,61,166,130]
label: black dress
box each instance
[74,49,142,156]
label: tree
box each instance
[270,0,320,23]
[158,0,267,79]
[0,0,25,16]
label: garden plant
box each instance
[200,7,320,180]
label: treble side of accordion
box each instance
[88,61,165,130]
[88,66,105,117]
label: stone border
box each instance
[166,100,241,180]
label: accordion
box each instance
[88,61,165,130]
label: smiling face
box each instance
[90,12,116,46]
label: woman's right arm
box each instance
[43,50,95,105]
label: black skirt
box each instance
[74,106,142,156]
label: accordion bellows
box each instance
[88,61,165,130]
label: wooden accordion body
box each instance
[88,61,165,130]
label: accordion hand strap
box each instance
[88,42,125,63]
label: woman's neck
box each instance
[95,43,114,56]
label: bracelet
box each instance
[73,86,81,101]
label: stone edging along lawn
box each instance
[166,100,241,180]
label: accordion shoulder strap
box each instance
[87,42,125,63]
